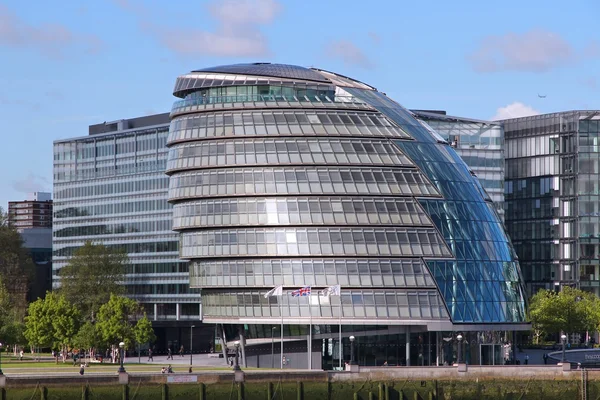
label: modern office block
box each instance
[166,63,528,368]
[503,111,600,296]
[53,114,208,352]
[20,227,52,302]
[413,111,505,220]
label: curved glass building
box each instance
[167,63,528,368]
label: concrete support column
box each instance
[176,303,180,321]
[405,326,410,366]
[220,325,228,362]
[239,328,247,368]
[436,331,440,366]
[153,304,157,321]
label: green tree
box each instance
[529,287,600,342]
[23,292,81,362]
[96,294,141,353]
[23,295,54,350]
[0,277,25,345]
[73,322,102,363]
[133,314,156,362]
[0,207,35,316]
[58,241,128,320]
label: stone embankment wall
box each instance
[0,366,596,399]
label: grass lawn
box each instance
[0,359,234,373]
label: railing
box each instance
[171,94,371,114]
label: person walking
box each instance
[524,354,529,365]
[543,353,548,365]
[148,348,153,362]
[167,347,172,360]
[179,345,184,358]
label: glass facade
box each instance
[504,111,600,296]
[53,115,201,322]
[412,111,505,219]
[167,63,526,340]
[161,63,531,369]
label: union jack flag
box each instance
[290,286,311,297]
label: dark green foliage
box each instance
[58,241,127,320]
[0,207,35,322]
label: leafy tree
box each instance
[23,292,81,362]
[96,294,141,352]
[134,314,156,362]
[0,207,35,316]
[73,322,102,363]
[23,296,54,350]
[58,241,128,320]
[529,286,600,342]
[0,277,25,345]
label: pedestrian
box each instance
[167,347,172,360]
[188,367,193,373]
[179,345,184,357]
[161,366,166,374]
[167,364,173,373]
[19,350,23,361]
[79,365,85,376]
[543,353,548,365]
[525,354,529,365]
[148,348,153,362]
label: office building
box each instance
[166,63,528,368]
[20,227,52,302]
[412,111,505,219]
[53,114,207,352]
[8,192,53,230]
[503,111,600,296]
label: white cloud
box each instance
[468,29,574,73]
[208,0,281,25]
[0,4,104,58]
[12,173,51,194]
[326,40,374,69]
[491,102,540,121]
[144,0,281,57]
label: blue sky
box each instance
[0,0,598,209]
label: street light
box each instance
[190,325,195,366]
[349,336,355,365]
[457,334,463,364]
[233,341,241,371]
[271,327,276,368]
[0,342,3,375]
[561,334,567,363]
[118,342,126,373]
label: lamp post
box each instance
[190,325,195,366]
[271,327,276,368]
[349,336,355,365]
[233,341,241,371]
[561,334,567,363]
[0,342,3,375]
[118,342,126,373]
[456,334,463,364]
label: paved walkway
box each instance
[127,353,229,367]
[514,348,560,365]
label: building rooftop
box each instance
[192,63,331,83]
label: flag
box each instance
[264,285,283,298]
[290,286,311,297]
[320,285,341,297]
